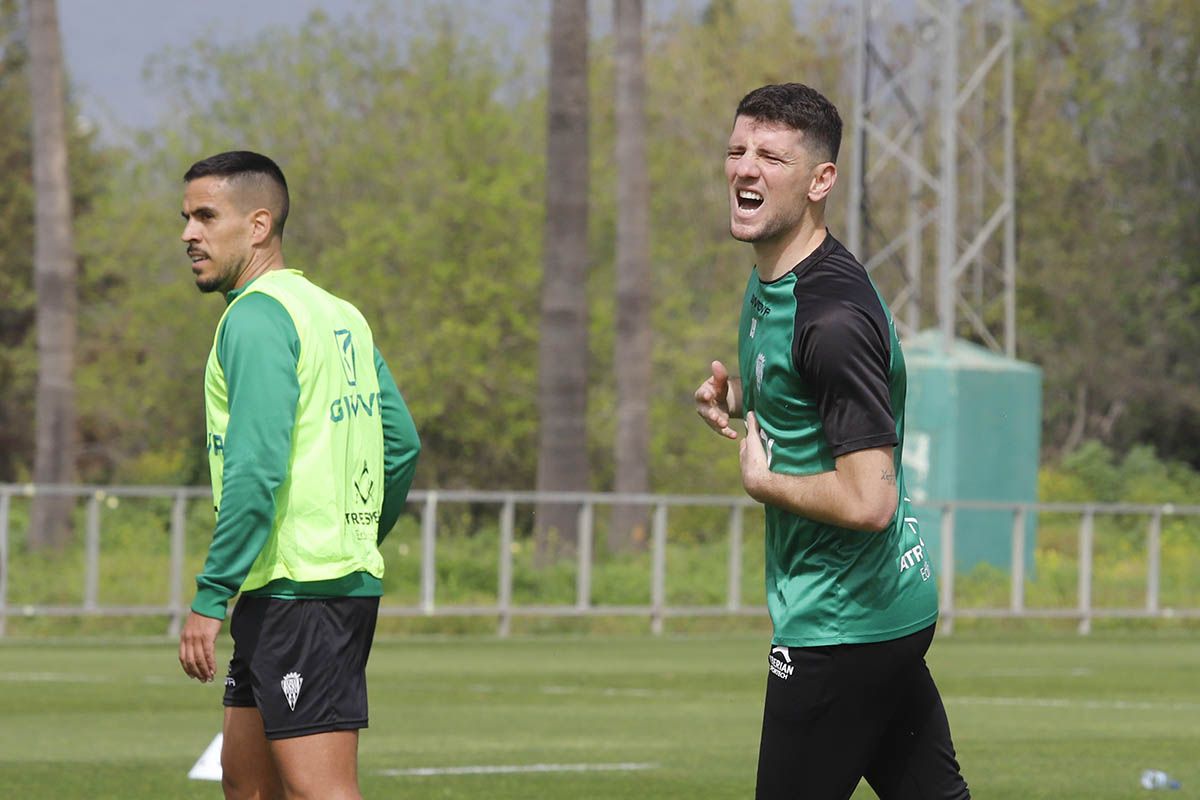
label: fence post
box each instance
[420,492,438,615]
[727,504,743,612]
[1146,509,1162,615]
[0,489,9,637]
[167,491,188,637]
[497,498,515,637]
[576,502,593,611]
[939,504,955,636]
[1078,507,1094,635]
[84,492,103,612]
[650,503,667,635]
[1009,506,1026,613]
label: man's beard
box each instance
[196,276,222,293]
[194,257,240,294]
[730,212,791,244]
[195,272,227,294]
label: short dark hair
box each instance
[735,83,843,164]
[183,150,290,235]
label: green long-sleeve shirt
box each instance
[192,285,420,619]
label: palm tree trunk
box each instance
[535,0,591,564]
[610,0,651,552]
[28,0,78,549]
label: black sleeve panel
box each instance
[792,277,898,458]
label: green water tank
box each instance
[901,330,1042,576]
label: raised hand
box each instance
[695,360,739,439]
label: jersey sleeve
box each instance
[192,293,300,619]
[374,347,420,545]
[792,297,898,458]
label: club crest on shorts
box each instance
[281,671,303,711]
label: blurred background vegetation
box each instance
[2,0,1198,501]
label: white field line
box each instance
[978,667,1093,678]
[461,683,669,698]
[0,671,179,685]
[0,672,111,683]
[379,762,658,778]
[540,685,663,698]
[946,695,1200,712]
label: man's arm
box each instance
[375,347,420,544]
[740,412,897,532]
[181,293,299,682]
[740,291,901,532]
[192,294,300,620]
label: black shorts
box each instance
[756,625,970,800]
[223,595,379,740]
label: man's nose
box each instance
[181,219,198,243]
[734,156,761,179]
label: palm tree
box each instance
[27,0,77,549]
[610,0,651,552]
[535,0,591,563]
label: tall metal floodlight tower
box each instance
[845,0,1017,356]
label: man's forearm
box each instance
[744,446,898,532]
[375,348,421,543]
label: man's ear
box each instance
[249,207,274,246]
[808,162,837,203]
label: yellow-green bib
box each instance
[204,269,386,592]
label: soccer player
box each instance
[694,84,970,799]
[177,151,420,799]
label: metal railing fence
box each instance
[2,483,1198,637]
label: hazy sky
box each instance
[56,1,717,141]
[56,1,720,143]
[58,0,375,137]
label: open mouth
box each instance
[737,189,763,212]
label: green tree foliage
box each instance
[0,0,106,484]
[12,0,1199,494]
[1040,439,1200,505]
[0,0,36,481]
[1015,0,1200,465]
[75,5,544,488]
[69,0,856,496]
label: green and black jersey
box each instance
[193,270,421,620]
[738,233,937,647]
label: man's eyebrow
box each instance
[182,205,217,220]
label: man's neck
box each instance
[753,213,827,283]
[231,249,286,292]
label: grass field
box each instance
[1,630,1197,799]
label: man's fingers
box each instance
[696,364,738,439]
[696,404,739,439]
[711,360,729,385]
[202,641,215,681]
[179,612,220,683]
[180,638,209,682]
